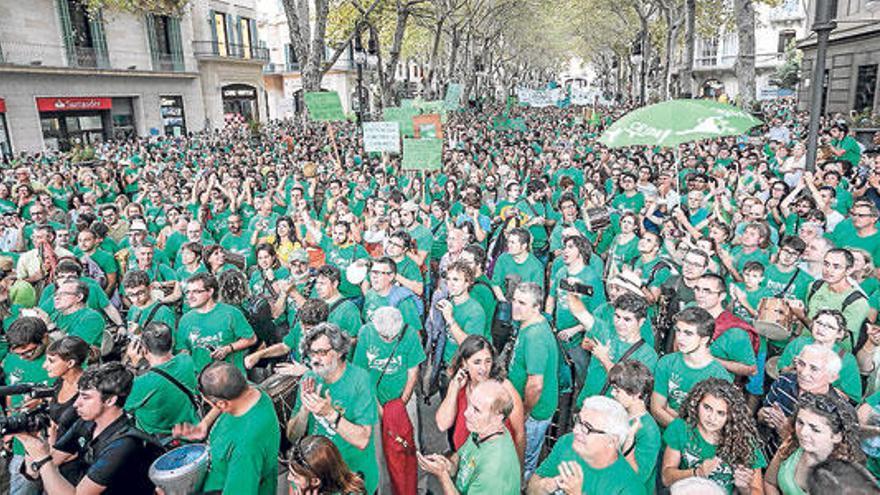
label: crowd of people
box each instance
[0,96,878,495]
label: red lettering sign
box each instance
[36,97,112,112]
[0,98,5,113]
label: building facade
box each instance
[798,0,880,115]
[0,0,267,156]
[685,0,807,100]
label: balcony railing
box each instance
[695,54,737,69]
[154,53,185,72]
[193,41,269,61]
[70,45,109,68]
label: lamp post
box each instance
[805,0,837,172]
[353,24,366,127]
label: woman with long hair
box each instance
[203,244,236,275]
[43,336,91,483]
[286,436,366,495]
[661,378,766,494]
[264,216,302,266]
[765,393,864,494]
[434,335,525,462]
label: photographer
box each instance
[124,322,199,436]
[3,316,51,495]
[16,362,156,494]
[43,336,90,484]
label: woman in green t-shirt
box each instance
[285,436,366,495]
[662,378,766,494]
[765,393,864,495]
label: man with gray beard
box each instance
[289,323,380,494]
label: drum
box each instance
[860,405,880,457]
[585,207,611,232]
[346,262,370,285]
[755,298,794,341]
[303,162,318,178]
[765,356,781,380]
[258,373,299,423]
[149,443,210,495]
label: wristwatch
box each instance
[30,455,52,473]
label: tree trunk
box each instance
[681,0,696,97]
[381,0,411,105]
[662,5,681,100]
[734,0,756,109]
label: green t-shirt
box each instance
[516,200,551,251]
[470,277,497,338]
[127,300,178,333]
[203,392,280,495]
[55,307,106,347]
[653,353,732,412]
[220,231,254,263]
[125,354,199,435]
[39,277,109,315]
[535,433,646,495]
[829,220,880,268]
[362,288,423,331]
[491,252,545,292]
[353,323,426,404]
[663,418,767,493]
[576,325,658,407]
[296,365,380,494]
[551,263,606,348]
[710,328,757,368]
[326,296,363,338]
[632,412,662,494]
[72,247,118,277]
[806,281,870,351]
[319,237,369,298]
[175,302,256,372]
[3,353,50,455]
[508,320,559,420]
[611,192,646,214]
[443,297,488,363]
[764,265,813,302]
[454,431,521,494]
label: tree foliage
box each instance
[80,0,189,15]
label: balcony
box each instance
[263,61,301,73]
[153,53,185,72]
[0,40,192,75]
[694,54,737,70]
[193,41,269,62]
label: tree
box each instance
[81,0,188,14]
[774,39,801,90]
[734,0,756,109]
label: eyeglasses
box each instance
[185,288,210,295]
[127,288,148,298]
[370,270,393,276]
[55,291,78,297]
[694,286,721,295]
[573,416,607,436]
[851,212,876,218]
[308,347,334,358]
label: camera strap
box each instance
[599,339,645,396]
[376,325,409,388]
[141,303,167,328]
[148,367,204,417]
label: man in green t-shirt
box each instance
[460,245,497,339]
[651,307,732,428]
[219,214,253,266]
[508,281,559,480]
[122,269,178,333]
[694,274,758,379]
[438,261,487,363]
[828,123,862,170]
[175,361,280,495]
[125,322,199,435]
[828,200,880,268]
[418,380,521,494]
[529,395,646,494]
[50,279,107,349]
[74,227,119,297]
[491,227,545,298]
[176,273,257,373]
[290,323,380,494]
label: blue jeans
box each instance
[745,349,767,395]
[524,416,552,481]
[10,455,40,495]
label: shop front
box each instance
[221,84,259,122]
[0,98,11,160]
[37,96,113,151]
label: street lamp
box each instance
[353,24,367,126]
[805,0,837,172]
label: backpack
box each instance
[387,285,425,318]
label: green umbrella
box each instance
[598,99,763,148]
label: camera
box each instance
[0,383,54,435]
[559,278,594,297]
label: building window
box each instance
[57,0,109,67]
[153,16,172,55]
[777,30,796,53]
[213,12,228,56]
[240,17,253,58]
[854,64,878,113]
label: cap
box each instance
[290,248,309,263]
[607,270,643,296]
[129,219,148,232]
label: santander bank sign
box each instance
[36,97,113,112]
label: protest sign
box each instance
[363,122,401,153]
[444,83,462,110]
[384,106,419,137]
[402,138,443,171]
[413,114,443,139]
[303,92,345,122]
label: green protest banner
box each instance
[444,83,462,110]
[384,106,419,137]
[303,92,345,122]
[401,99,415,108]
[402,138,443,171]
